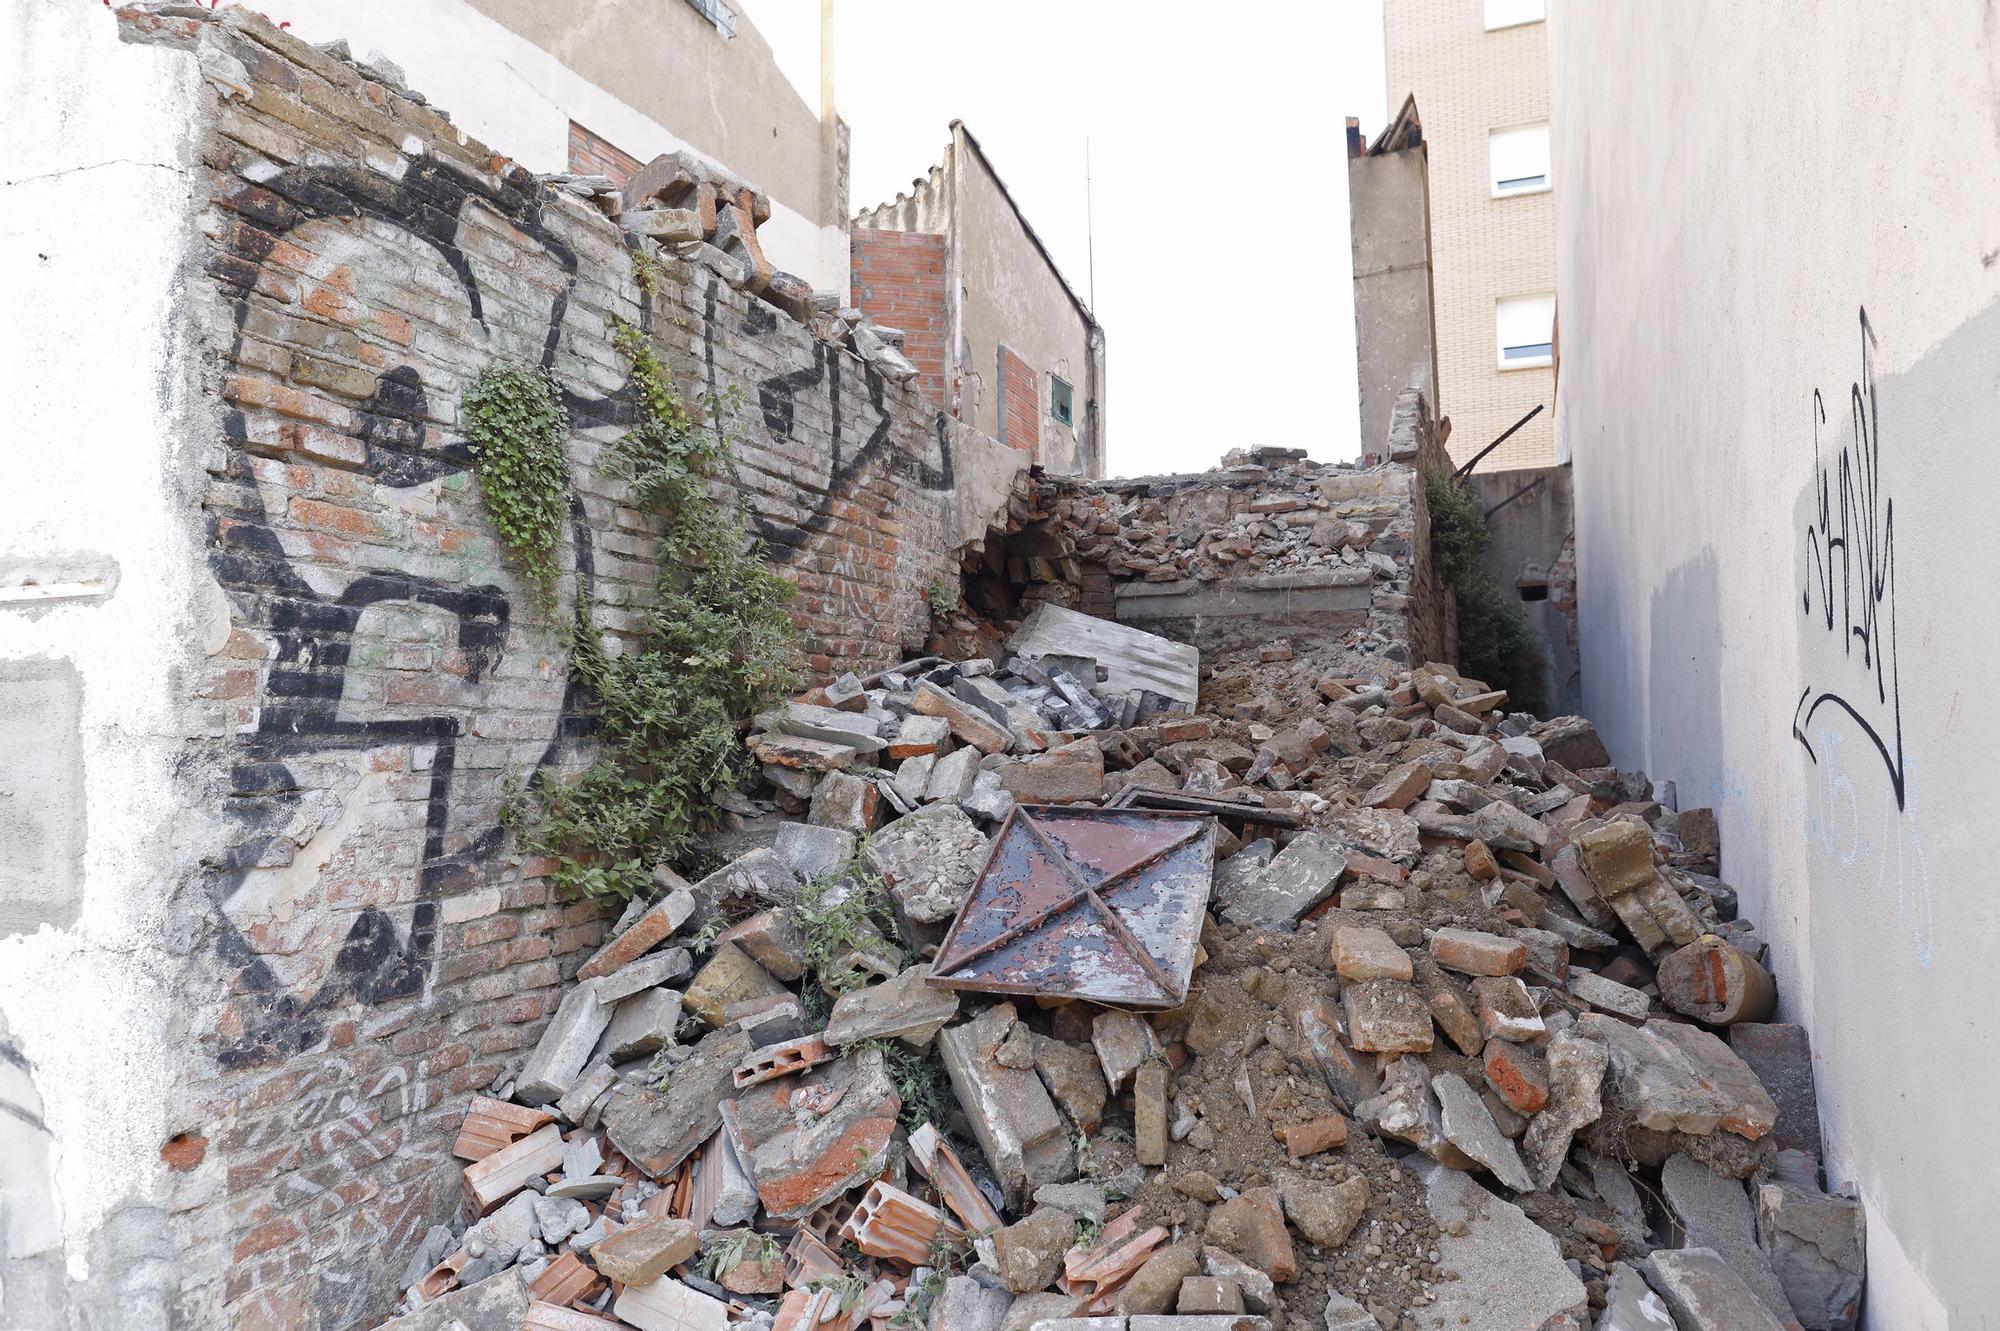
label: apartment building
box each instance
[1383,0,1555,471]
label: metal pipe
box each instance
[1454,403,1545,478]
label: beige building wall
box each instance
[856,124,1106,478]
[270,0,851,292]
[1385,0,1555,471]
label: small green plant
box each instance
[630,245,664,301]
[1072,1213,1105,1251]
[792,851,899,997]
[509,308,804,899]
[856,1037,956,1135]
[697,1230,782,1283]
[806,1273,871,1316]
[647,1049,671,1093]
[460,363,572,613]
[924,582,957,618]
[1424,470,1546,715]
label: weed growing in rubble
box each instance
[793,853,899,996]
[509,316,803,899]
[646,1049,671,1093]
[855,1037,955,1135]
[1424,470,1546,714]
[697,1230,782,1282]
[923,582,957,618]
[460,363,572,614]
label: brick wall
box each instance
[566,119,643,186]
[116,9,972,1327]
[850,228,948,410]
[998,343,1038,459]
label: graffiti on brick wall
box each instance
[702,278,955,562]
[1792,306,1907,811]
[203,152,957,1067]
[205,156,622,1068]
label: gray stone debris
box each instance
[822,963,959,1047]
[1422,1163,1587,1329]
[1641,1248,1790,1331]
[1660,1154,1796,1324]
[515,977,614,1105]
[595,987,683,1063]
[939,1003,1076,1206]
[1091,1009,1162,1094]
[866,802,990,924]
[772,822,855,881]
[602,1028,754,1176]
[1578,1014,1779,1140]
[1322,1288,1378,1330]
[393,1269,528,1330]
[1755,1180,1866,1331]
[1596,1260,1680,1330]
[1219,831,1348,927]
[1434,1070,1536,1193]
[1521,1028,1609,1189]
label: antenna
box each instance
[1085,137,1096,311]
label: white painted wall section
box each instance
[270,0,849,291]
[1550,2,2000,1324]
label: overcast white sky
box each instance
[834,1,1390,478]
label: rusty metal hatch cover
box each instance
[927,805,1215,1009]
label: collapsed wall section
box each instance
[77,8,1009,1327]
[956,393,1457,685]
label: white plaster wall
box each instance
[268,0,850,292]
[1550,3,2000,1324]
[0,0,217,1303]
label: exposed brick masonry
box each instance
[850,228,948,411]
[117,8,967,1327]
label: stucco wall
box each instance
[0,4,216,1326]
[951,128,1101,477]
[1550,2,2000,1323]
[265,0,850,293]
[1349,131,1439,458]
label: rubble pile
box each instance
[547,149,921,384]
[1046,446,1409,586]
[373,621,1867,1331]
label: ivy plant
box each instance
[460,364,572,614]
[509,311,804,900]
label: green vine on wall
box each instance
[494,311,802,900]
[460,364,572,614]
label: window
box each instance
[1489,123,1551,196]
[1496,294,1556,369]
[1484,0,1544,30]
[684,0,735,37]
[1049,375,1074,426]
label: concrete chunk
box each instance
[1422,1163,1587,1328]
[1661,1154,1796,1324]
[1343,978,1434,1052]
[590,1216,698,1286]
[594,987,684,1063]
[823,963,960,1047]
[613,1276,729,1331]
[1641,1248,1790,1331]
[1220,831,1346,927]
[868,803,990,925]
[1754,1181,1866,1331]
[516,978,615,1106]
[602,1028,753,1176]
[1433,1071,1535,1193]
[913,680,1015,753]
[1580,1014,1778,1140]
[1596,1260,1681,1330]
[392,1270,529,1331]
[939,1003,1076,1206]
[1093,1009,1162,1093]
[1522,1028,1609,1189]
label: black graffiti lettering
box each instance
[207,157,616,1069]
[1792,306,1906,809]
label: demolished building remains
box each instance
[0,7,1866,1331]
